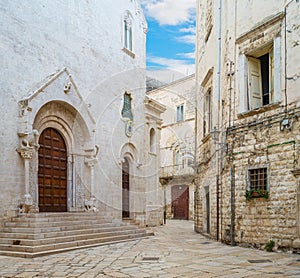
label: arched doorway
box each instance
[38,128,68,212]
[122,158,130,218]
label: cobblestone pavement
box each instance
[0,220,300,277]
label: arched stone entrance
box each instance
[38,128,68,212]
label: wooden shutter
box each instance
[269,49,274,103]
[248,57,262,109]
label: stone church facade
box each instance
[0,1,164,227]
[195,0,300,250]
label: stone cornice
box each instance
[201,68,214,87]
[236,12,285,44]
[144,96,166,115]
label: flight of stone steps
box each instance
[0,212,154,258]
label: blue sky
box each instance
[140,0,196,81]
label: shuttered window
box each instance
[246,45,274,110]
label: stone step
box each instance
[11,213,108,222]
[0,225,140,240]
[4,219,111,228]
[0,227,147,246]
[0,213,154,257]
[16,212,102,218]
[0,235,153,258]
[2,222,127,234]
[0,231,152,254]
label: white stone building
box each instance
[0,0,164,227]
[195,0,300,250]
[148,75,196,220]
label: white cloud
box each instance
[141,0,197,26]
[177,52,195,59]
[179,26,196,34]
[148,56,195,76]
[176,34,196,45]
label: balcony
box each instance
[160,164,194,179]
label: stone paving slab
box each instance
[0,220,300,277]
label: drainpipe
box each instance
[217,0,222,108]
[194,0,200,230]
[230,166,235,246]
[216,0,222,242]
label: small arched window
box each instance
[124,12,133,52]
[150,128,156,153]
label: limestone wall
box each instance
[195,0,300,249]
[222,106,300,249]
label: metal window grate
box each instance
[249,168,267,191]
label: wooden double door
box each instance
[171,185,189,220]
[38,128,68,212]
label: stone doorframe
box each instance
[119,143,140,220]
[17,68,97,212]
[203,186,210,235]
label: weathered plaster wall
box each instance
[0,1,164,227]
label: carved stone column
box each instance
[17,130,39,212]
[84,157,98,211]
[18,148,34,210]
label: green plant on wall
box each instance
[265,240,275,252]
[245,189,269,201]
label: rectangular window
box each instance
[203,90,212,137]
[124,17,133,52]
[176,104,184,122]
[174,150,182,165]
[247,45,274,110]
[248,168,268,191]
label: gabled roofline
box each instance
[147,73,195,94]
[19,67,95,125]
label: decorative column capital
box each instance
[85,157,98,167]
[18,148,34,160]
[17,129,40,160]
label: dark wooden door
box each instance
[206,191,210,234]
[38,128,67,212]
[171,185,189,220]
[122,158,130,218]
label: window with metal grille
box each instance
[248,168,267,191]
